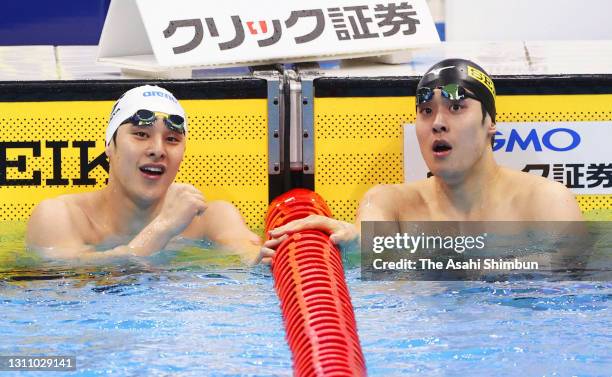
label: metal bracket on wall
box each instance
[300,78,314,175]
[285,70,315,175]
[255,68,315,178]
[264,74,282,175]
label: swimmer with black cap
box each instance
[262,58,583,253]
[27,85,272,264]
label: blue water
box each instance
[0,225,610,376]
[1,266,610,376]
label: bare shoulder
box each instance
[397,179,432,219]
[28,197,73,232]
[365,182,425,202]
[358,183,425,221]
[530,178,583,220]
[26,195,86,247]
[363,183,401,201]
[362,183,398,208]
[399,179,430,203]
[506,169,583,221]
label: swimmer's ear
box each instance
[105,142,114,159]
[486,116,497,137]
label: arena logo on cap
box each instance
[143,91,178,103]
[467,66,496,97]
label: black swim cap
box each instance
[417,58,496,123]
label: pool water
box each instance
[1,222,610,376]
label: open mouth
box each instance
[139,165,166,176]
[432,140,452,155]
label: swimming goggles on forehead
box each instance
[416,84,480,106]
[121,109,186,135]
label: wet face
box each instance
[415,89,495,180]
[105,118,186,204]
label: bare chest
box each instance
[397,194,530,221]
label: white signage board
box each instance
[403,122,612,194]
[98,0,440,71]
[446,0,612,41]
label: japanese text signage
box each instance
[98,0,439,69]
[403,122,612,194]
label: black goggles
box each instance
[416,84,480,106]
[121,109,186,135]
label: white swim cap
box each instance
[106,85,187,145]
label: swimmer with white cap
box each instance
[263,59,583,253]
[27,85,272,264]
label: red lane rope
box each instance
[265,189,366,377]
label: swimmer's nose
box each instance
[432,107,448,134]
[146,136,166,160]
[432,119,448,134]
[432,124,448,134]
